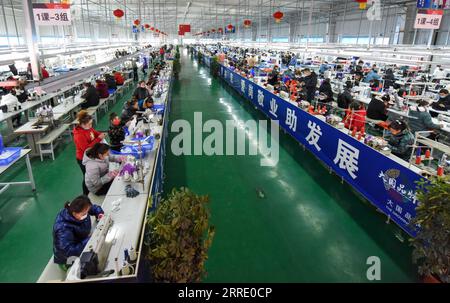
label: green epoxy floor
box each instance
[163,49,418,282]
[0,86,136,282]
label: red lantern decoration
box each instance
[243,19,252,28]
[218,27,223,33]
[113,9,124,19]
[150,27,154,31]
[227,24,233,30]
[133,19,140,26]
[273,11,284,23]
[211,29,216,33]
[144,24,150,29]
[355,0,367,9]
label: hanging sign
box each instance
[414,9,444,29]
[33,3,71,26]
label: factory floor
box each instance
[163,49,418,282]
[0,51,418,283]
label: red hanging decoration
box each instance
[243,19,252,28]
[227,24,233,30]
[150,27,155,31]
[355,0,367,9]
[218,27,223,33]
[273,11,284,23]
[113,9,124,19]
[211,29,216,33]
[144,24,150,29]
[133,19,140,26]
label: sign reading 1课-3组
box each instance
[217,62,424,237]
[33,3,71,26]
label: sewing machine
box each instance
[65,215,115,281]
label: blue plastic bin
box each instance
[0,147,22,166]
[110,146,146,159]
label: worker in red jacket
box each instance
[73,110,105,195]
[41,66,50,79]
[95,80,109,99]
[344,101,367,133]
[113,71,125,85]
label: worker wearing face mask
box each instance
[386,120,414,161]
[431,89,450,116]
[53,195,104,271]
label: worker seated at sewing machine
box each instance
[367,94,393,122]
[53,195,104,271]
[121,98,139,124]
[139,96,154,111]
[83,143,126,196]
[108,113,125,152]
[408,100,444,140]
[431,89,450,117]
[385,120,414,161]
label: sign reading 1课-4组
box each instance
[33,3,71,26]
[414,9,443,29]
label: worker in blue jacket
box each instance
[364,69,381,83]
[53,195,104,270]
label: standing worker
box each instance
[132,59,138,82]
[73,110,106,195]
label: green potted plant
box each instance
[410,176,450,283]
[145,187,215,282]
[210,56,220,78]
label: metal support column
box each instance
[22,0,42,81]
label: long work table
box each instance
[37,62,173,283]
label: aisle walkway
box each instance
[0,84,136,282]
[163,49,418,282]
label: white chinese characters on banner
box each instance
[269,98,278,118]
[33,4,71,26]
[241,80,246,94]
[333,139,360,179]
[257,90,264,107]
[286,108,297,132]
[248,84,254,100]
[306,121,322,151]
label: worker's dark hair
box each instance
[349,101,362,110]
[109,112,118,121]
[86,143,110,159]
[439,89,449,95]
[303,68,310,73]
[64,195,92,215]
[139,80,145,85]
[144,96,154,103]
[345,80,353,89]
[83,82,92,87]
[381,94,391,102]
[389,119,407,131]
[77,110,93,125]
[417,99,430,107]
[126,98,138,108]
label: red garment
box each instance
[73,126,102,160]
[114,72,124,85]
[344,108,366,132]
[159,48,165,55]
[96,81,109,98]
[41,67,49,79]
